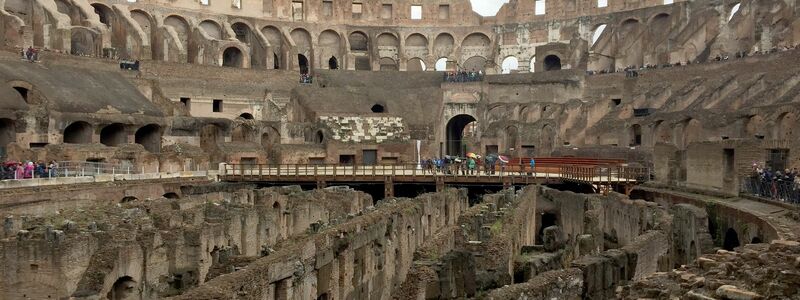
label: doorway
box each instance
[362,150,377,165]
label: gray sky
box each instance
[470,0,510,16]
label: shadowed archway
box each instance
[446,114,477,157]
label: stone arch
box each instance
[64,121,93,144]
[379,57,397,71]
[462,32,491,47]
[519,106,530,122]
[239,113,254,120]
[120,196,137,203]
[222,46,244,67]
[371,104,386,113]
[504,126,518,153]
[90,3,114,27]
[462,56,486,73]
[681,118,702,148]
[314,130,325,144]
[653,120,672,144]
[540,124,555,155]
[298,54,310,73]
[164,15,191,56]
[543,55,561,71]
[107,276,136,300]
[55,0,71,16]
[775,112,796,140]
[617,18,644,68]
[745,115,766,138]
[649,13,671,25]
[445,114,477,156]
[723,228,740,250]
[407,58,426,71]
[70,27,97,56]
[130,10,155,55]
[0,119,16,148]
[261,26,284,69]
[349,31,369,51]
[501,56,519,74]
[199,20,223,40]
[8,81,32,104]
[319,30,341,69]
[433,33,455,56]
[163,192,180,199]
[319,30,341,49]
[231,22,252,44]
[100,123,126,147]
[377,32,399,48]
[328,56,339,69]
[135,124,162,153]
[405,33,428,47]
[630,124,642,146]
[290,28,313,53]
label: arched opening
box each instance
[199,20,223,40]
[776,112,796,140]
[379,57,397,71]
[64,121,93,144]
[501,56,519,74]
[445,114,477,156]
[371,104,385,113]
[71,28,96,56]
[12,86,28,103]
[274,53,280,69]
[729,3,740,22]
[328,56,338,70]
[164,16,190,61]
[723,228,740,251]
[106,276,136,300]
[120,196,137,203]
[407,58,426,71]
[232,124,256,143]
[163,192,180,199]
[630,124,642,146]
[91,3,113,27]
[135,124,162,153]
[262,26,283,69]
[544,55,561,71]
[433,33,455,56]
[239,113,254,120]
[751,237,762,244]
[100,123,126,147]
[231,22,250,43]
[591,24,608,46]
[536,212,558,245]
[298,54,309,74]
[462,56,486,73]
[505,126,518,153]
[0,119,16,149]
[435,57,449,71]
[261,127,280,149]
[222,47,243,68]
[315,131,324,144]
[349,32,368,51]
[462,33,491,47]
[405,33,428,48]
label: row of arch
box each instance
[63,121,162,153]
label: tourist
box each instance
[49,161,59,177]
[467,157,476,175]
[529,158,536,176]
[26,47,35,62]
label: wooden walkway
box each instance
[220,161,649,197]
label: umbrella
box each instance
[498,155,510,163]
[467,153,478,159]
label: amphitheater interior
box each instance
[1,0,800,299]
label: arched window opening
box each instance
[199,20,223,40]
[163,192,180,199]
[0,119,16,148]
[63,121,92,144]
[328,56,338,70]
[463,56,486,73]
[723,228,740,251]
[239,113,254,120]
[100,123,126,147]
[298,54,309,74]
[435,58,449,71]
[222,47,243,68]
[446,114,478,157]
[592,24,607,46]
[631,124,642,146]
[273,53,280,69]
[315,131,324,144]
[135,124,162,153]
[729,3,740,22]
[349,32,368,51]
[91,3,113,26]
[544,55,561,71]
[106,276,136,300]
[407,58,426,71]
[231,22,250,43]
[12,86,28,103]
[379,57,397,71]
[371,104,385,113]
[501,56,519,74]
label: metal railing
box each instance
[222,163,649,184]
[0,161,211,181]
[740,176,800,205]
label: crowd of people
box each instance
[746,165,800,204]
[443,70,484,83]
[586,45,798,76]
[0,161,59,180]
[300,73,313,84]
[420,155,535,176]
